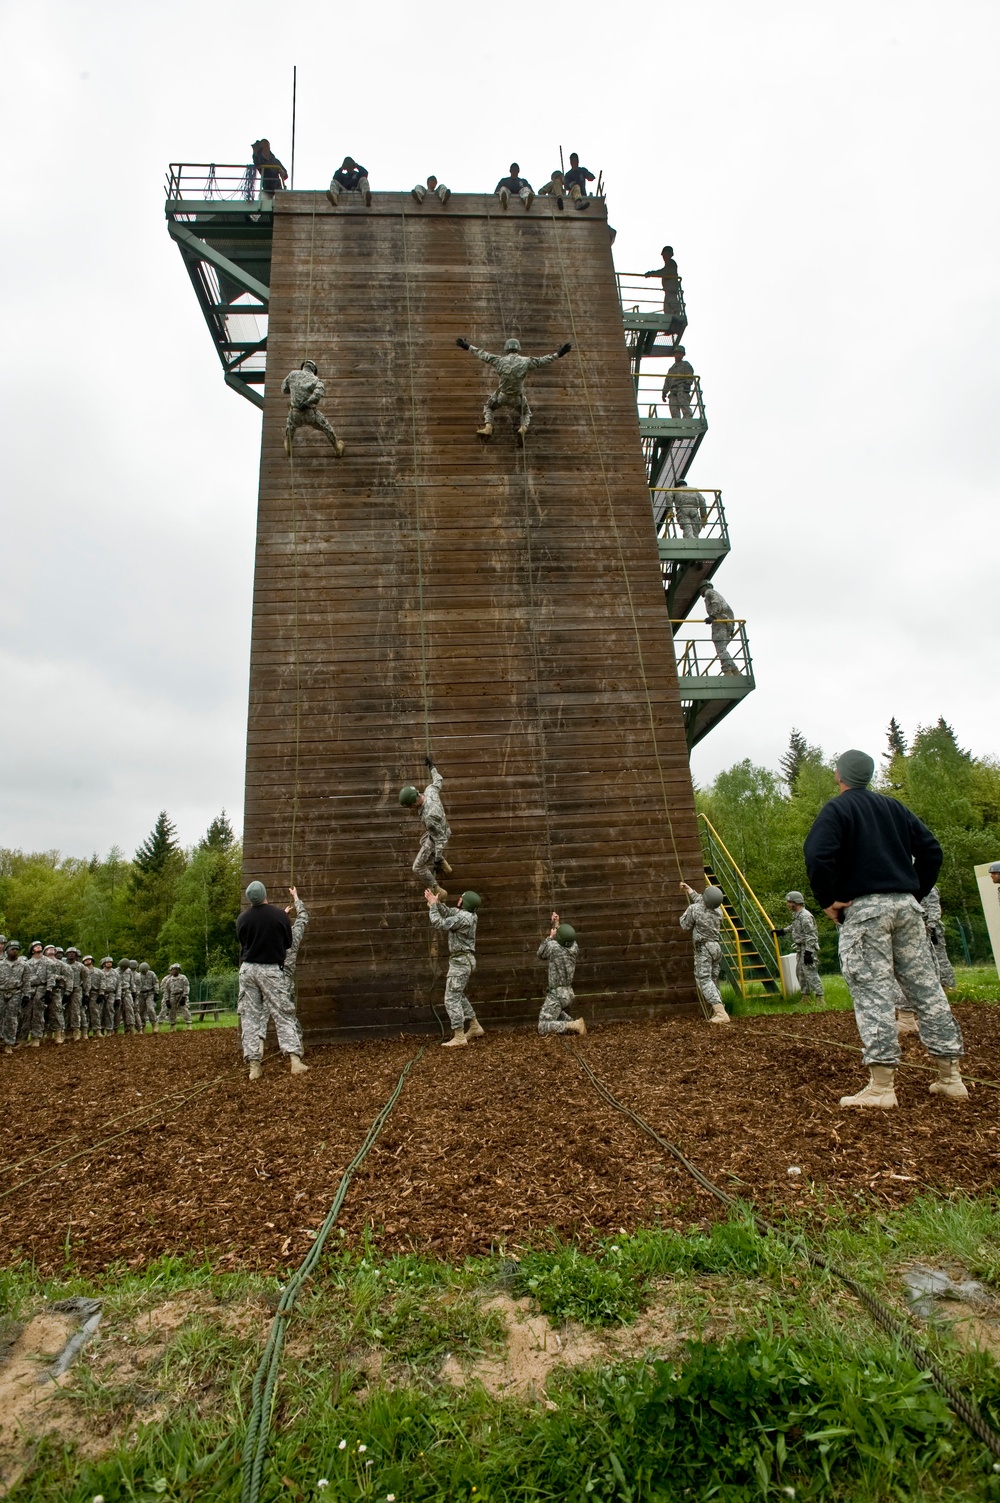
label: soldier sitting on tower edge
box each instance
[412,175,451,205]
[495,163,534,211]
[327,156,371,207]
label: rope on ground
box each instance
[569,1045,1000,1461]
[0,1066,245,1205]
[240,1045,424,1503]
[757,1023,1000,1093]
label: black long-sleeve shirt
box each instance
[495,174,533,194]
[564,164,595,194]
[803,788,942,910]
[235,903,293,965]
[333,162,368,190]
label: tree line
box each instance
[697,718,1000,969]
[0,811,242,977]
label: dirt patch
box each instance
[1,1008,999,1276]
[0,1310,101,1498]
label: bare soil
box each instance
[1,1007,998,1276]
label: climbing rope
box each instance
[547,209,689,888]
[240,1045,424,1503]
[399,212,432,758]
[569,1046,1000,1461]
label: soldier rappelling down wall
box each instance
[679,882,731,1024]
[536,914,587,1036]
[282,361,346,459]
[399,757,453,896]
[456,337,572,439]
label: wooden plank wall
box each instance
[245,192,706,1037]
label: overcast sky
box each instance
[1,0,997,858]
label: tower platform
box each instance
[237,189,705,1036]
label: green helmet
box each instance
[129,959,138,970]
[65,946,80,958]
[399,786,419,807]
[461,891,482,912]
[139,961,149,972]
[555,923,576,947]
[703,886,725,909]
[7,940,20,953]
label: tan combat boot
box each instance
[499,186,510,209]
[334,439,346,458]
[433,886,449,902]
[441,1028,467,1048]
[840,1065,896,1109]
[152,1022,159,1034]
[440,858,453,876]
[477,423,493,438]
[248,1060,263,1081]
[896,1009,919,1035]
[929,1058,969,1100]
[28,1037,40,1048]
[3,1044,12,1055]
[709,1003,731,1024]
[466,1019,485,1040]
[289,1054,309,1074]
[54,1030,64,1046]
[71,1029,81,1042]
[565,1017,587,1036]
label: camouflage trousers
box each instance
[484,389,532,432]
[927,924,956,988]
[693,941,723,1009]
[238,963,303,1061]
[0,992,19,1046]
[675,506,704,538]
[66,988,84,1035]
[794,948,824,999]
[286,404,340,450]
[538,986,575,1035]
[412,833,440,890]
[135,992,158,1030]
[710,621,738,674]
[100,993,118,1033]
[838,893,964,1066]
[668,389,693,419]
[165,997,192,1026]
[114,993,138,1032]
[86,991,103,1033]
[443,953,476,1030]
[30,989,65,1038]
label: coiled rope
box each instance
[240,1045,424,1503]
[570,1045,1000,1461]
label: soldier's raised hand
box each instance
[425,754,435,768]
[557,342,572,357]
[425,888,440,906]
[455,337,470,349]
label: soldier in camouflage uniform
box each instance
[671,483,709,538]
[774,892,825,999]
[804,748,967,1108]
[63,947,87,1040]
[135,962,159,1031]
[536,913,586,1036]
[41,946,68,1043]
[161,964,192,1027]
[81,956,101,1036]
[663,346,695,418]
[643,246,684,322]
[283,887,309,1005]
[399,756,453,895]
[1,942,29,1053]
[281,360,346,459]
[699,580,741,676]
[427,889,484,1047]
[116,958,137,1033]
[95,957,119,1035]
[455,336,572,438]
[679,882,730,1022]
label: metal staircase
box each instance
[698,814,786,998]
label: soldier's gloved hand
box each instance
[557,342,572,356]
[455,337,470,349]
[804,951,814,965]
[425,754,435,768]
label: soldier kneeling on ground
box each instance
[537,912,586,1036]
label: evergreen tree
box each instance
[124,813,187,964]
[201,810,236,852]
[158,819,242,974]
[885,718,907,759]
[135,811,182,873]
[779,729,809,789]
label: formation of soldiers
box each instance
[0,943,193,1053]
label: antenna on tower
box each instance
[290,66,298,188]
[559,144,565,175]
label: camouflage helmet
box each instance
[55,947,64,957]
[504,338,521,353]
[139,961,149,972]
[169,963,181,973]
[702,886,725,909]
[0,934,6,946]
[129,959,138,969]
[101,956,114,966]
[65,946,80,958]
[555,923,576,947]
[301,358,318,374]
[44,945,56,955]
[461,891,482,912]
[30,941,43,954]
[118,957,129,968]
[785,892,805,907]
[82,955,94,964]
[6,940,20,953]
[398,785,420,807]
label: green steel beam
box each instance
[224,373,265,409]
[657,538,729,561]
[168,221,270,304]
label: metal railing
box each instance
[616,271,687,326]
[671,619,753,679]
[653,487,729,544]
[698,813,787,997]
[166,162,259,202]
[636,371,706,424]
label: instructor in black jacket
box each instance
[803,748,966,1109]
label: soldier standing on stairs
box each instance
[679,882,730,1024]
[773,892,825,999]
[455,336,572,440]
[699,580,741,676]
[426,889,484,1048]
[803,748,968,1109]
[536,914,586,1036]
[399,756,453,895]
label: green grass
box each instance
[7,1198,1000,1500]
[726,964,1000,1018]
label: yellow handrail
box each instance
[720,907,745,997]
[698,812,787,997]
